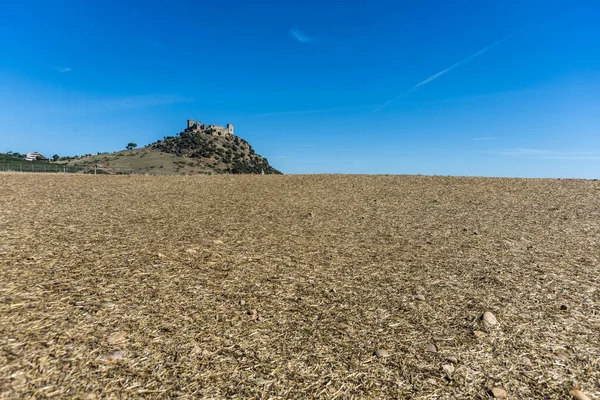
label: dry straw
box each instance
[1,173,599,398]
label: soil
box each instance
[1,173,599,399]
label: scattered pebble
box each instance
[560,304,568,311]
[473,330,487,338]
[441,364,454,376]
[185,248,197,254]
[491,387,508,399]
[521,357,533,367]
[338,323,355,334]
[571,389,591,400]
[102,350,125,362]
[83,394,97,400]
[107,332,127,345]
[482,311,498,326]
[190,345,202,356]
[212,240,224,245]
[239,299,246,306]
[309,212,315,218]
[255,378,272,385]
[247,309,258,319]
[446,356,458,364]
[415,294,426,301]
[157,253,166,258]
[426,343,437,353]
[375,349,390,358]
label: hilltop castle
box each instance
[186,119,234,136]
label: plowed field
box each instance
[1,174,599,399]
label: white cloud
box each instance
[93,94,193,111]
[538,156,600,160]
[56,67,72,73]
[289,29,313,43]
[488,148,600,159]
[472,137,499,141]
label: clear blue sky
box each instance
[1,0,599,177]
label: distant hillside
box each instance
[150,128,281,174]
[0,152,25,163]
[64,126,281,175]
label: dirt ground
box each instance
[1,173,599,399]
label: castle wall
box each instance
[186,119,233,136]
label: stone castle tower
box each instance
[185,119,234,136]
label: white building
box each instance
[25,152,42,161]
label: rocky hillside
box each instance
[62,128,281,175]
[150,128,281,174]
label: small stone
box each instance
[491,387,508,399]
[83,394,97,400]
[415,294,426,301]
[441,364,455,376]
[560,304,568,311]
[482,311,498,326]
[185,248,197,254]
[427,378,437,385]
[255,378,272,385]
[107,332,127,344]
[446,356,458,364]
[375,349,390,358]
[473,330,487,338]
[426,343,437,353]
[212,240,224,245]
[571,389,591,400]
[157,253,166,258]
[239,299,246,306]
[102,350,125,362]
[521,357,533,366]
[247,309,258,319]
[190,345,202,356]
[309,212,315,218]
[338,323,355,334]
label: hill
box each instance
[64,125,281,175]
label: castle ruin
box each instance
[186,119,234,136]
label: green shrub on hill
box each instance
[147,130,281,174]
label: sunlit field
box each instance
[1,174,599,399]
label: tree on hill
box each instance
[126,142,138,150]
[52,154,60,161]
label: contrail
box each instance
[245,30,521,118]
[374,31,519,112]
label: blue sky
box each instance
[1,0,599,177]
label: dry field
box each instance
[1,173,599,399]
